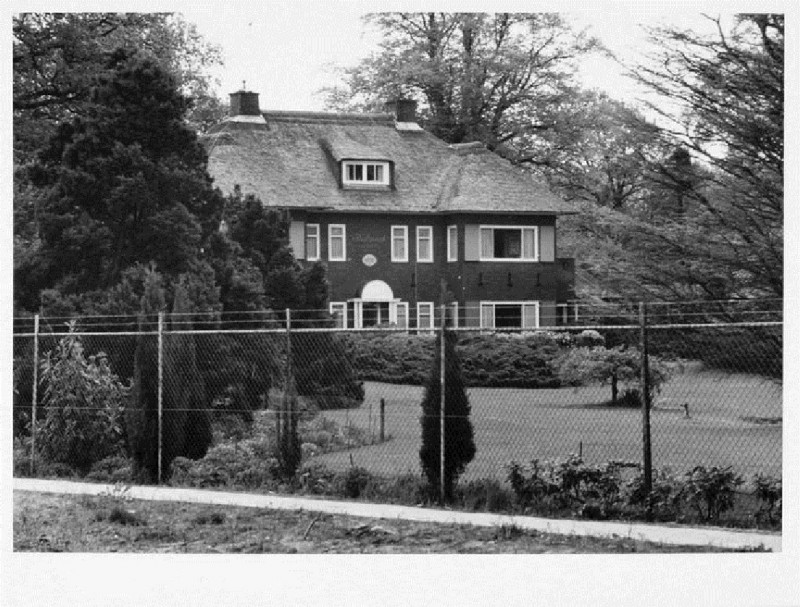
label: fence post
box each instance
[380,398,385,442]
[157,311,164,484]
[639,301,653,513]
[30,314,40,476]
[439,304,446,505]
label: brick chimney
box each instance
[384,98,418,122]
[230,90,261,117]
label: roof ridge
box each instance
[263,110,394,125]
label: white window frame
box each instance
[395,302,409,330]
[342,161,391,186]
[416,226,433,263]
[306,223,320,261]
[447,225,458,262]
[329,302,347,328]
[479,301,540,330]
[328,224,346,261]
[417,302,434,332]
[391,225,409,262]
[479,226,539,262]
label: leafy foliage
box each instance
[681,466,744,522]
[37,325,129,474]
[325,12,597,157]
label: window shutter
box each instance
[522,303,539,329]
[539,225,555,262]
[480,304,494,329]
[480,228,494,258]
[464,225,480,261]
[464,301,481,327]
[539,301,557,326]
[523,228,536,259]
[290,221,305,259]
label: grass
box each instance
[315,366,782,480]
[14,491,754,553]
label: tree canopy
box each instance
[325,12,597,159]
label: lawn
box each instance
[314,365,782,480]
[13,491,746,553]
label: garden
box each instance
[13,325,782,532]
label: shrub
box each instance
[85,455,135,483]
[37,326,128,475]
[753,474,781,524]
[456,479,514,512]
[625,467,685,521]
[681,466,744,522]
[169,440,280,489]
[419,330,476,502]
[334,466,374,499]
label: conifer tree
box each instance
[419,329,475,502]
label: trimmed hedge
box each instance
[340,331,584,388]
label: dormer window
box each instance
[342,161,390,187]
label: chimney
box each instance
[230,90,261,117]
[385,98,418,123]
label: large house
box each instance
[205,90,575,330]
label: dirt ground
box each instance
[14,491,747,553]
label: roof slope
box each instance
[204,111,574,215]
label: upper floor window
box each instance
[306,224,320,261]
[391,225,408,262]
[480,226,538,261]
[416,226,433,263]
[447,225,458,262]
[342,161,390,186]
[328,224,346,261]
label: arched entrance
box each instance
[348,280,406,328]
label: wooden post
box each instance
[380,398,385,442]
[439,304,446,505]
[639,302,653,515]
[157,311,164,484]
[30,314,40,476]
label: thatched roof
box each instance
[204,111,574,216]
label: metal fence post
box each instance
[639,301,653,510]
[30,314,40,476]
[157,311,164,484]
[439,304,446,504]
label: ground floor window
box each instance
[480,301,539,329]
[331,299,409,329]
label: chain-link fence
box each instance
[13,301,783,501]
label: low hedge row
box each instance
[340,331,599,388]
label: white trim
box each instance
[391,225,409,262]
[328,224,346,261]
[479,225,539,262]
[479,301,540,329]
[416,226,433,263]
[329,302,347,328]
[417,301,434,331]
[447,225,458,262]
[342,161,390,186]
[395,302,409,330]
[306,224,320,261]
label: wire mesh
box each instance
[12,305,783,488]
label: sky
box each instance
[181,1,739,113]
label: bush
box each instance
[169,440,280,489]
[625,467,685,521]
[85,455,135,483]
[334,466,374,499]
[37,326,128,474]
[680,466,744,522]
[753,474,782,523]
[456,479,514,512]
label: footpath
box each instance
[14,477,781,551]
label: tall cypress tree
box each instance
[419,329,476,502]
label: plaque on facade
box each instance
[362,254,377,267]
